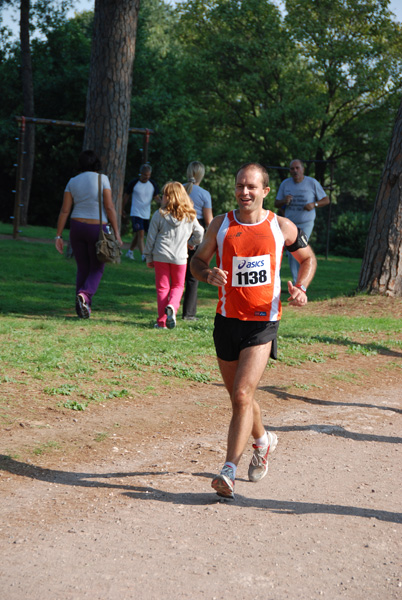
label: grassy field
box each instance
[0,224,401,422]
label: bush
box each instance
[330,211,371,258]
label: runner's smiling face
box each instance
[235,168,270,215]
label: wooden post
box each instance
[143,128,150,164]
[325,161,334,259]
[12,116,26,240]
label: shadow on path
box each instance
[1,456,400,524]
[268,423,402,444]
[261,385,402,415]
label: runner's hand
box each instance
[287,281,308,306]
[207,267,228,287]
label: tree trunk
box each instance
[20,0,35,226]
[358,98,402,296]
[313,147,326,185]
[83,0,140,222]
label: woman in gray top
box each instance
[55,150,122,318]
[182,161,213,320]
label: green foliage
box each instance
[283,0,402,182]
[159,364,212,382]
[44,383,78,395]
[61,399,88,411]
[1,0,401,242]
[330,211,372,257]
[32,440,61,455]
[0,8,93,226]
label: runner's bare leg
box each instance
[217,342,272,466]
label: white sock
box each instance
[254,432,268,447]
[223,462,237,478]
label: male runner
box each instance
[191,162,317,499]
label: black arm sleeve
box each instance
[285,227,308,253]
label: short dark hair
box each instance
[78,150,102,173]
[140,164,152,174]
[236,162,269,187]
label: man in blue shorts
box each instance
[122,164,160,261]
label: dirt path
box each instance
[1,372,401,600]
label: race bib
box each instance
[232,255,271,287]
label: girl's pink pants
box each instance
[154,261,187,327]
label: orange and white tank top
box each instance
[216,210,284,321]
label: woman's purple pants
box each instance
[69,220,105,311]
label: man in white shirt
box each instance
[122,164,160,261]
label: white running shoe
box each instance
[211,465,235,499]
[165,304,176,329]
[248,431,278,482]
[126,249,135,260]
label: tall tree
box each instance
[174,0,402,196]
[83,0,140,218]
[175,0,298,168]
[284,0,402,182]
[19,0,35,226]
[0,0,75,226]
[358,98,402,296]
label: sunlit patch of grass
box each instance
[292,383,310,390]
[32,441,61,455]
[346,344,378,357]
[159,364,212,383]
[330,371,360,384]
[94,432,109,442]
[61,399,88,411]
[44,384,78,396]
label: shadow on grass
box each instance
[1,456,400,523]
[280,333,402,359]
[4,313,169,331]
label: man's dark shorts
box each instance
[131,216,150,233]
[213,313,279,362]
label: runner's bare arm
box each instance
[277,216,317,306]
[190,215,228,287]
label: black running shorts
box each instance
[213,313,279,362]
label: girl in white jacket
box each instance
[144,181,204,329]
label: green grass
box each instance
[0,226,401,412]
[0,222,133,243]
[0,222,56,240]
[32,441,61,455]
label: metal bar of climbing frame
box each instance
[12,117,26,240]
